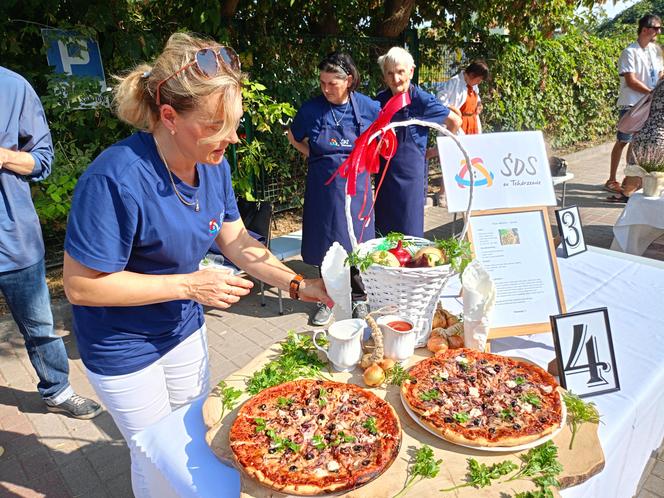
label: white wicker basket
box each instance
[344,119,475,347]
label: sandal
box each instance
[603,180,623,194]
[606,194,628,203]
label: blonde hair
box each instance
[113,32,245,143]
[377,46,415,74]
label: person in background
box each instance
[606,14,663,202]
[431,60,490,206]
[374,47,461,237]
[0,66,102,420]
[288,52,380,326]
[62,33,331,497]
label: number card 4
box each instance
[555,205,587,258]
[550,308,620,398]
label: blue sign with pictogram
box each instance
[41,29,109,107]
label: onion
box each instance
[432,309,447,329]
[363,363,386,387]
[388,240,412,267]
[448,335,465,349]
[378,358,396,371]
[427,328,449,354]
[360,353,375,370]
[414,246,446,264]
[370,250,401,267]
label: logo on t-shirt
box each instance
[329,137,352,148]
[209,219,220,235]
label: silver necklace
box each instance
[329,100,350,127]
[153,136,200,212]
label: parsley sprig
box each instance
[505,441,563,493]
[312,435,326,451]
[386,364,412,386]
[214,381,242,423]
[563,391,601,450]
[419,389,440,401]
[393,445,442,498]
[363,416,378,435]
[441,458,518,492]
[245,331,327,395]
[435,237,472,274]
[520,392,542,408]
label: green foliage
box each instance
[481,30,631,148]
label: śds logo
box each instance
[455,157,494,188]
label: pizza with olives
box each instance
[401,349,563,447]
[229,379,401,495]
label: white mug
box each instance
[313,319,365,372]
[377,315,416,364]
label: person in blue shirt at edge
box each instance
[374,47,461,238]
[0,66,102,420]
[62,33,331,498]
[288,52,380,327]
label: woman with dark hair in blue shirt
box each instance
[63,33,331,497]
[288,52,380,326]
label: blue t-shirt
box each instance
[65,131,240,375]
[290,92,380,147]
[0,67,54,272]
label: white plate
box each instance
[400,389,566,453]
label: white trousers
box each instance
[86,325,210,498]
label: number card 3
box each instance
[555,205,587,257]
[550,308,620,398]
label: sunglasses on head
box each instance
[647,25,662,30]
[156,46,240,107]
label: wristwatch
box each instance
[289,274,305,300]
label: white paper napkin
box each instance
[321,242,352,320]
[462,260,496,352]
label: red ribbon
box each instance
[325,92,411,241]
[325,91,411,195]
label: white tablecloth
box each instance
[133,247,664,498]
[612,193,664,255]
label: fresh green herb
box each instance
[433,373,448,383]
[254,417,267,433]
[458,361,471,372]
[563,391,601,450]
[363,417,378,435]
[453,412,470,424]
[386,364,412,386]
[514,376,526,385]
[318,388,328,407]
[500,408,515,420]
[435,237,473,274]
[345,250,375,271]
[245,331,327,395]
[312,435,326,451]
[419,389,440,401]
[277,396,293,408]
[330,431,356,446]
[385,231,413,248]
[514,489,555,498]
[214,381,243,423]
[441,458,518,492]
[520,392,542,408]
[264,428,301,453]
[393,445,442,498]
[504,441,563,493]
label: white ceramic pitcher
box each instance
[313,319,364,372]
[377,315,416,364]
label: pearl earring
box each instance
[171,130,176,136]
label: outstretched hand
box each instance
[298,278,334,308]
[185,268,254,309]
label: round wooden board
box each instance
[203,343,605,497]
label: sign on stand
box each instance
[555,205,587,257]
[437,131,557,213]
[466,206,566,338]
[550,308,620,398]
[41,29,109,108]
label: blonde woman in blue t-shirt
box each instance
[63,33,331,498]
